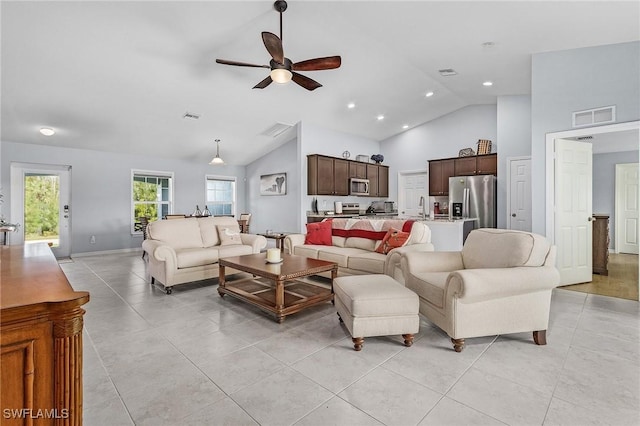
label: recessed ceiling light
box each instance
[377,115,384,121]
[483,81,493,86]
[40,127,55,136]
[425,91,434,97]
[347,102,355,109]
[402,124,409,129]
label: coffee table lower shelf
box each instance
[218,253,338,323]
[218,277,333,322]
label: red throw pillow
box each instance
[375,228,410,254]
[305,220,333,245]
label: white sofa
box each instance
[142,216,267,294]
[401,228,560,352]
[284,218,433,282]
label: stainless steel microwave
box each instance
[349,178,370,196]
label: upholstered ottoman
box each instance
[334,275,419,351]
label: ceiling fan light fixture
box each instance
[209,139,225,165]
[270,68,292,84]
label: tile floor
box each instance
[61,252,640,426]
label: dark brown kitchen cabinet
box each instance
[592,214,609,275]
[367,164,379,197]
[476,154,498,175]
[349,161,367,179]
[307,155,349,195]
[454,156,477,176]
[377,165,389,197]
[429,159,455,195]
[453,154,497,176]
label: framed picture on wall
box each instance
[260,173,287,195]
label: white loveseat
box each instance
[401,228,560,352]
[142,216,267,294]
[284,218,433,282]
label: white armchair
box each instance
[401,228,560,352]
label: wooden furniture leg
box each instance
[275,278,285,323]
[217,265,226,297]
[533,330,547,345]
[451,338,465,352]
[402,334,414,347]
[352,337,364,351]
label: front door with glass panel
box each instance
[10,163,72,258]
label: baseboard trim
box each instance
[71,247,143,258]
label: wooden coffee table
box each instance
[218,253,338,323]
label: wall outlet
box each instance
[90,235,96,244]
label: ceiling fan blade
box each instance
[216,59,270,68]
[253,76,273,89]
[261,32,284,64]
[292,56,342,71]
[291,72,322,91]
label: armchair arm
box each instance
[401,251,464,276]
[240,234,268,253]
[284,234,306,254]
[385,243,435,277]
[446,266,560,303]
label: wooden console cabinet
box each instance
[592,214,610,275]
[1,244,89,425]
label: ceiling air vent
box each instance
[572,106,615,128]
[183,112,200,120]
[260,122,293,138]
[438,69,458,76]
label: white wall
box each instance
[531,41,640,235]
[496,95,532,228]
[1,141,246,254]
[245,137,300,236]
[593,150,640,250]
[380,104,498,203]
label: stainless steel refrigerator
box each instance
[448,175,497,228]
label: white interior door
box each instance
[10,163,72,258]
[398,172,427,217]
[508,157,532,231]
[555,139,593,285]
[616,163,639,254]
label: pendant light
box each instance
[209,139,225,165]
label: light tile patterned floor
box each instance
[62,252,640,426]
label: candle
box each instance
[267,248,281,262]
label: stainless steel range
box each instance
[341,203,361,215]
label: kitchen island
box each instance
[410,218,477,251]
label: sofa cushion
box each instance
[148,218,204,249]
[344,237,376,251]
[217,225,243,246]
[198,216,239,247]
[305,221,332,245]
[317,247,366,268]
[217,244,253,258]
[347,252,387,274]
[293,245,321,259]
[405,272,450,309]
[176,247,219,268]
[375,228,410,254]
[334,275,419,317]
[462,229,551,269]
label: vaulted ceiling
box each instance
[2,1,638,165]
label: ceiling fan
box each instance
[215,0,341,91]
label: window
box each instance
[132,170,173,232]
[206,176,236,216]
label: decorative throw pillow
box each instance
[375,228,410,254]
[217,225,242,246]
[304,220,332,245]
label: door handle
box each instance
[588,217,596,222]
[511,213,516,217]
